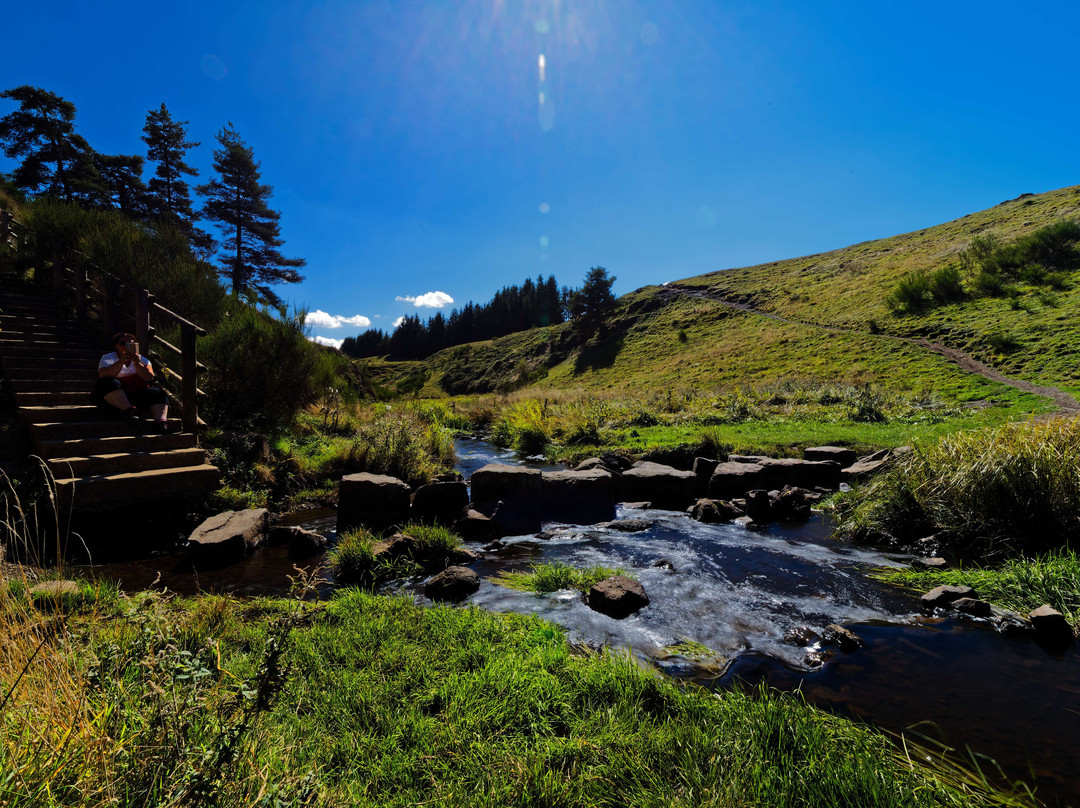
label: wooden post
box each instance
[73,256,87,320]
[0,210,8,246]
[181,323,198,435]
[102,276,118,343]
[52,250,63,299]
[135,288,151,353]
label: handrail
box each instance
[5,210,208,437]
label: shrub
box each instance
[927,264,965,302]
[986,331,1021,354]
[346,410,455,487]
[885,271,930,314]
[846,384,887,423]
[201,306,338,433]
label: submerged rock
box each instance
[425,566,481,602]
[650,557,676,572]
[597,517,655,532]
[587,575,650,619]
[822,624,863,652]
[953,597,992,617]
[688,498,741,524]
[911,556,948,570]
[269,525,327,557]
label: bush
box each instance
[927,264,965,302]
[201,306,338,433]
[885,271,930,313]
[986,331,1021,354]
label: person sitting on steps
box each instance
[91,331,170,434]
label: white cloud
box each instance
[309,335,344,349]
[393,316,406,328]
[306,309,372,329]
[395,291,454,308]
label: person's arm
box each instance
[133,355,155,381]
[98,353,125,378]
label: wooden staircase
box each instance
[1,273,220,511]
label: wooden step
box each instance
[33,432,196,459]
[3,356,99,370]
[54,464,220,511]
[46,447,208,478]
[0,346,101,360]
[9,378,98,393]
[30,418,182,441]
[14,391,93,406]
[4,367,99,382]
[19,404,103,423]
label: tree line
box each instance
[341,267,616,360]
[0,86,302,306]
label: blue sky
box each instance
[3,1,1079,347]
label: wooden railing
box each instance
[0,208,207,435]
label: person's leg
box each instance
[131,387,170,431]
[92,377,136,418]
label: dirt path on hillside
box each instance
[660,283,1080,414]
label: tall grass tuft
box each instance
[836,418,1080,559]
[496,561,629,593]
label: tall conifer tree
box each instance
[0,85,90,201]
[197,124,305,305]
[142,104,209,249]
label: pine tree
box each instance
[0,85,92,201]
[571,266,617,339]
[90,151,147,217]
[197,124,305,305]
[142,104,210,250]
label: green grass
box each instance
[328,523,463,587]
[834,417,1080,560]
[0,581,1043,807]
[495,562,629,594]
[872,549,1080,627]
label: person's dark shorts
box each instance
[90,377,168,413]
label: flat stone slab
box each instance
[921,584,977,607]
[803,446,857,467]
[30,580,79,599]
[541,468,617,524]
[622,461,698,510]
[189,508,268,564]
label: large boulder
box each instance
[470,464,543,533]
[757,458,842,490]
[541,468,617,524]
[587,575,650,619]
[803,446,858,467]
[1028,604,1073,645]
[337,473,411,534]
[411,480,470,525]
[692,457,720,495]
[189,508,269,564]
[622,461,698,510]
[425,566,481,602]
[708,462,770,499]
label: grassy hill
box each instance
[372,184,1080,413]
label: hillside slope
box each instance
[376,185,1080,408]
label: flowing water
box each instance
[82,438,1080,805]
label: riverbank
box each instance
[0,580,1038,807]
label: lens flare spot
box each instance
[538,53,546,82]
[641,22,659,45]
[539,203,550,214]
[200,53,227,80]
[538,96,555,131]
[539,235,550,248]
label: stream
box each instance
[84,437,1080,805]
